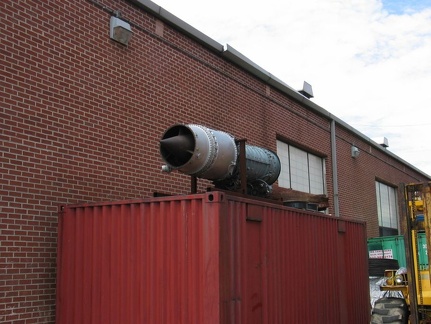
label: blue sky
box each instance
[154,0,431,176]
[382,0,431,14]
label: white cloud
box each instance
[154,0,431,175]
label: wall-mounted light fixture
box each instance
[110,16,132,46]
[351,145,360,158]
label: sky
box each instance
[153,0,431,176]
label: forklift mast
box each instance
[403,182,431,323]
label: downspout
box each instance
[331,119,340,217]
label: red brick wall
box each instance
[0,0,428,322]
[334,125,425,234]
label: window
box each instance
[376,181,399,236]
[276,140,326,194]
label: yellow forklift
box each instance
[371,182,431,324]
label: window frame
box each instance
[276,140,326,195]
[375,181,399,235]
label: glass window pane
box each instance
[289,146,309,192]
[308,154,324,194]
[388,188,398,228]
[376,182,382,226]
[380,185,390,227]
[276,140,290,188]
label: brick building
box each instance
[1,0,429,322]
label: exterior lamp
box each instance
[351,145,360,158]
[110,16,132,46]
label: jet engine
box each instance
[160,124,281,197]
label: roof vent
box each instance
[374,137,389,148]
[298,81,314,99]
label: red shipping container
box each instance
[56,191,370,323]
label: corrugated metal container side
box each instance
[418,233,429,269]
[56,192,369,324]
[368,234,429,269]
[368,235,407,267]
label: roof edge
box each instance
[126,0,224,52]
